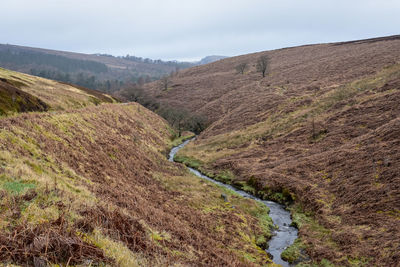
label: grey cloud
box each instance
[1,0,399,60]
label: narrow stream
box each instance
[169,139,298,267]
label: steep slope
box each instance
[0,67,116,116]
[0,70,278,266]
[146,35,400,266]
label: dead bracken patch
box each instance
[0,216,112,266]
[77,206,151,253]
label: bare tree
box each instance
[188,114,208,134]
[235,62,248,74]
[137,76,145,86]
[160,75,171,91]
[159,106,187,137]
[256,55,269,78]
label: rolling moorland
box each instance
[144,35,400,266]
[0,44,226,92]
[0,69,282,266]
[0,44,191,82]
[1,35,399,267]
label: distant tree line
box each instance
[29,68,154,93]
[0,46,191,94]
[0,49,108,73]
[92,53,194,69]
[120,54,194,69]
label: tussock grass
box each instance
[83,228,140,267]
[0,67,115,116]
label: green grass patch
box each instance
[2,78,28,88]
[257,186,296,205]
[233,193,274,247]
[89,96,102,106]
[2,180,36,195]
[281,238,308,263]
[170,132,195,147]
[174,154,203,169]
[290,204,329,234]
[84,229,140,267]
[214,169,235,184]
[242,252,256,262]
[24,160,44,175]
[108,153,117,160]
[297,259,335,267]
[233,181,256,195]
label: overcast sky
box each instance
[1,0,399,61]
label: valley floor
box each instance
[0,103,281,266]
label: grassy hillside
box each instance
[0,69,280,266]
[146,35,400,266]
[145,35,400,128]
[0,79,49,116]
[0,67,116,116]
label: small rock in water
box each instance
[221,193,228,202]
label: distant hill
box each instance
[0,44,230,93]
[197,55,228,65]
[144,34,400,266]
[0,44,196,92]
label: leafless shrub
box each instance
[159,75,171,91]
[235,62,248,74]
[256,55,270,78]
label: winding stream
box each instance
[169,139,298,267]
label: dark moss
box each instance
[0,81,49,116]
